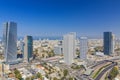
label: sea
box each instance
[0,36,102,41]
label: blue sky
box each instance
[0,0,120,37]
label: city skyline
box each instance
[0,0,120,80]
[0,0,120,37]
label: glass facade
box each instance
[3,22,17,64]
[27,36,33,61]
[24,36,33,62]
[80,37,88,60]
[104,32,113,55]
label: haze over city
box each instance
[0,0,120,37]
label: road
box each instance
[90,60,112,69]
[95,62,117,80]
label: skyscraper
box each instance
[20,39,24,55]
[104,32,113,55]
[63,32,76,65]
[24,36,33,62]
[69,32,76,58]
[17,40,24,59]
[80,37,88,60]
[3,22,17,64]
[111,34,115,54]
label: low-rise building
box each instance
[18,68,32,79]
[54,45,63,55]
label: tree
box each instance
[63,69,68,77]
[42,54,45,58]
[61,77,65,80]
[45,74,49,78]
[14,69,22,80]
[109,66,119,79]
[94,46,103,52]
[69,77,74,80]
[53,77,58,80]
[14,69,20,74]
[31,76,35,80]
[17,74,22,80]
[36,72,43,80]
[76,49,80,56]
[26,77,30,80]
[48,53,52,57]
[35,48,38,54]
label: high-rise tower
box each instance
[24,36,33,62]
[80,37,88,60]
[3,22,17,64]
[63,32,76,65]
[104,32,113,55]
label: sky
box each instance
[0,0,120,37]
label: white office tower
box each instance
[111,34,115,54]
[80,37,88,60]
[69,32,76,58]
[3,22,17,64]
[63,32,76,65]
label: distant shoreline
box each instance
[0,36,104,41]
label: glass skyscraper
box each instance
[24,36,33,62]
[104,32,113,55]
[80,37,88,60]
[3,22,17,64]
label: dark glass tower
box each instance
[24,36,33,62]
[104,32,113,55]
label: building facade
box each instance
[3,22,17,64]
[54,45,63,55]
[80,37,88,60]
[63,32,76,65]
[111,34,115,54]
[104,32,113,55]
[24,36,33,62]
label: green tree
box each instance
[53,77,58,80]
[26,77,30,80]
[42,54,45,58]
[63,69,68,77]
[31,76,35,80]
[61,77,65,80]
[17,74,22,80]
[69,77,74,80]
[94,46,103,52]
[76,49,80,56]
[48,53,52,57]
[109,66,119,79]
[35,49,38,54]
[45,74,49,78]
[36,72,43,80]
[14,69,22,80]
[14,69,20,74]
